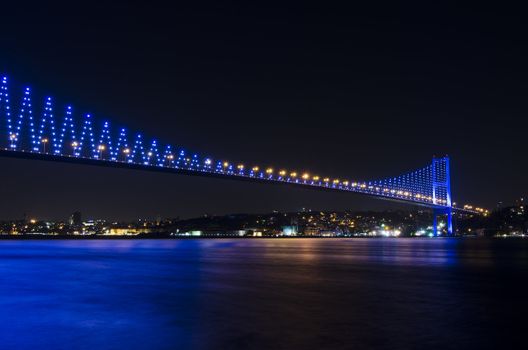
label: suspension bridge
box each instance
[0,75,486,235]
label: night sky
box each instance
[0,2,526,220]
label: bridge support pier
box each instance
[433,207,453,236]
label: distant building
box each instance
[281,225,298,236]
[69,211,82,226]
[105,227,153,235]
[303,227,320,236]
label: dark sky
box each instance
[0,2,526,220]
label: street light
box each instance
[98,144,105,159]
[9,133,16,148]
[71,141,79,156]
[41,138,49,153]
[166,153,174,166]
[122,148,130,161]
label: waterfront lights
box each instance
[290,172,297,178]
[313,176,320,181]
[237,164,244,170]
[279,170,286,176]
[223,162,229,168]
[205,158,212,165]
[302,173,310,180]
[252,166,259,172]
[123,148,130,154]
[266,168,273,174]
[323,177,330,182]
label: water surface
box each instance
[1,238,527,349]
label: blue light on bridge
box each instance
[0,74,486,235]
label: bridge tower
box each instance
[432,156,453,235]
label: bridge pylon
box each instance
[432,156,453,236]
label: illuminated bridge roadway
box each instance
[0,75,487,235]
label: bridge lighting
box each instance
[1,75,475,231]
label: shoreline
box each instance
[0,234,508,240]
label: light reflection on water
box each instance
[1,238,527,349]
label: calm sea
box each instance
[1,238,527,349]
